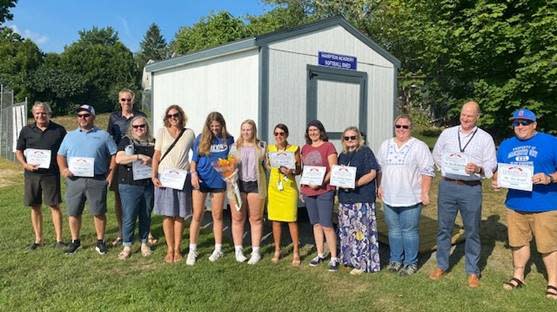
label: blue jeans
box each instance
[383,203,422,266]
[119,183,154,246]
[436,179,482,275]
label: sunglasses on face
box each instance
[395,125,410,129]
[77,114,91,119]
[513,120,533,127]
[120,98,132,102]
[132,124,146,129]
[344,136,357,141]
[274,132,285,137]
[167,113,180,119]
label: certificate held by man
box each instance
[497,163,533,192]
[442,152,469,176]
[159,168,188,190]
[330,165,357,189]
[68,157,95,177]
[24,148,51,169]
[300,166,326,186]
[268,151,296,169]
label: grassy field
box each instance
[1,133,556,311]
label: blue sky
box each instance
[7,0,271,53]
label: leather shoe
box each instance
[468,274,480,288]
[429,267,445,280]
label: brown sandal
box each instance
[546,285,557,300]
[503,277,525,290]
[291,254,301,267]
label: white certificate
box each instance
[68,157,95,177]
[268,151,296,169]
[442,152,469,176]
[330,165,357,189]
[159,168,188,190]
[300,166,326,186]
[497,163,533,192]
[132,160,152,181]
[24,148,51,169]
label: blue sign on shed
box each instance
[318,51,357,70]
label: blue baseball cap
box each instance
[76,104,96,116]
[510,108,536,122]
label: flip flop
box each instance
[546,285,557,300]
[503,277,525,290]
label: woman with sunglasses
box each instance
[301,120,339,272]
[187,112,234,265]
[107,89,147,247]
[115,116,155,259]
[229,119,267,264]
[267,124,301,266]
[337,126,380,275]
[377,114,434,275]
[151,105,195,263]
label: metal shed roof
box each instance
[145,16,401,73]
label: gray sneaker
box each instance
[399,264,418,276]
[386,261,402,273]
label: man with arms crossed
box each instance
[492,108,557,300]
[57,105,117,255]
[430,100,497,288]
[16,102,66,250]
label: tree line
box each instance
[1,0,555,139]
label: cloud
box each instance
[8,24,49,44]
[118,16,131,37]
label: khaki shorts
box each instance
[506,209,557,253]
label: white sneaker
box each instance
[208,249,224,262]
[235,250,247,263]
[185,250,198,266]
[247,252,261,265]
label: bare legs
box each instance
[162,216,184,263]
[272,221,300,264]
[31,204,63,244]
[313,224,337,259]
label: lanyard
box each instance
[458,128,478,153]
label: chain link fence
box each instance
[0,85,27,161]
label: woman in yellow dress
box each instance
[267,123,301,266]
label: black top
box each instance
[107,110,147,146]
[337,146,380,204]
[16,121,67,176]
[117,136,155,186]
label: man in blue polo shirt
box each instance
[493,108,557,300]
[57,105,117,255]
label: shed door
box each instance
[307,65,368,152]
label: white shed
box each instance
[145,16,400,152]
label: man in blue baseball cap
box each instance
[493,108,557,300]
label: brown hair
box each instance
[394,114,413,128]
[304,120,328,144]
[162,105,187,129]
[198,112,231,156]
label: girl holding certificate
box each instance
[267,123,301,266]
[151,105,195,263]
[300,120,339,272]
[188,112,234,265]
[115,116,155,259]
[229,120,267,264]
[337,126,380,274]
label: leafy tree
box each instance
[137,23,167,68]
[0,0,17,24]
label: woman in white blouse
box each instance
[377,114,435,276]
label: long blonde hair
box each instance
[236,119,263,151]
[199,112,231,156]
[126,116,154,143]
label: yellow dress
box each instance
[267,144,298,222]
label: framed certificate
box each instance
[442,152,468,176]
[497,163,533,192]
[300,166,326,186]
[268,151,296,169]
[132,160,152,180]
[68,157,95,177]
[24,148,51,169]
[159,168,188,190]
[330,165,357,189]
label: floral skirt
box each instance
[338,202,380,272]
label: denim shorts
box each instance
[303,191,334,228]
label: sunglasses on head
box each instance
[395,125,410,129]
[274,131,285,137]
[167,113,180,119]
[512,120,533,127]
[343,135,357,141]
[120,98,132,102]
[77,113,91,119]
[132,124,146,129]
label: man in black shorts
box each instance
[16,102,67,250]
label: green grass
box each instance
[1,156,556,311]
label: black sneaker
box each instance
[328,259,340,272]
[95,240,108,255]
[309,256,326,267]
[53,241,66,249]
[386,261,402,273]
[65,240,81,255]
[26,242,43,252]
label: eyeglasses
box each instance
[132,124,146,129]
[77,114,91,119]
[395,125,410,129]
[343,136,357,141]
[512,120,533,127]
[120,98,132,102]
[274,132,285,137]
[166,113,180,119]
